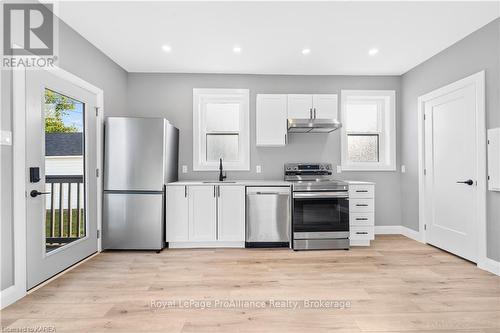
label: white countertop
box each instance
[344,180,375,185]
[168,180,374,186]
[168,180,291,186]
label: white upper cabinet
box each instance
[287,94,314,119]
[165,186,189,242]
[256,94,288,147]
[188,185,217,241]
[313,94,338,119]
[287,94,338,119]
[217,186,245,241]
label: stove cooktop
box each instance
[284,163,348,192]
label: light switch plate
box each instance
[336,165,342,173]
[0,131,12,146]
[401,165,406,173]
[256,165,262,173]
[182,165,188,173]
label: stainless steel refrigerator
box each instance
[103,117,179,250]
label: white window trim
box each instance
[340,90,396,171]
[193,88,250,171]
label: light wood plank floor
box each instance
[2,235,499,332]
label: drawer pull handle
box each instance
[356,190,368,193]
[356,232,368,235]
[356,218,368,221]
[356,204,369,207]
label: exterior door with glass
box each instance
[26,69,98,289]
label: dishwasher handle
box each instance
[250,192,289,196]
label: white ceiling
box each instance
[57,1,500,75]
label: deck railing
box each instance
[45,175,85,246]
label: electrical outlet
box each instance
[401,165,406,173]
[336,165,342,173]
[182,165,188,173]
[0,131,12,146]
[256,165,262,173]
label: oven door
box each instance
[293,192,349,236]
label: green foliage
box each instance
[44,89,78,133]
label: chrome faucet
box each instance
[219,158,227,182]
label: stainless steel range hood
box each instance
[287,118,342,133]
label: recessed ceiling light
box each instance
[233,46,242,54]
[302,48,311,55]
[162,45,172,53]
[368,48,379,56]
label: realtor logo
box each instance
[3,3,54,56]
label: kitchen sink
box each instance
[202,181,236,183]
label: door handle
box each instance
[30,190,49,198]
[309,108,312,119]
[457,179,474,186]
[313,108,316,119]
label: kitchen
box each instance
[1,1,499,332]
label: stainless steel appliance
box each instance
[287,118,341,133]
[103,117,179,250]
[285,163,349,250]
[246,187,291,247]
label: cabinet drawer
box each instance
[350,212,374,226]
[349,185,374,198]
[350,226,374,240]
[349,198,374,212]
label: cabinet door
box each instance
[188,186,217,241]
[165,186,189,241]
[256,94,287,147]
[313,94,338,119]
[287,94,313,119]
[217,186,245,241]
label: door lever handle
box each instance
[30,190,50,197]
[456,179,474,186]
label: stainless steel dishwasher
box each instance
[246,187,291,247]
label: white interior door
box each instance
[423,82,479,262]
[26,69,98,289]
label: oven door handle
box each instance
[293,192,348,199]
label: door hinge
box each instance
[424,224,427,231]
[96,168,100,178]
[423,114,426,120]
[95,107,99,117]
[97,230,100,239]
[423,168,427,175]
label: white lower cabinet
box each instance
[349,183,375,246]
[166,185,245,247]
[165,186,189,241]
[188,186,217,241]
[217,186,245,241]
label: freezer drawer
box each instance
[103,192,164,250]
[246,187,290,242]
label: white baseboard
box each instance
[375,225,423,242]
[0,285,26,310]
[478,257,500,276]
[169,241,245,248]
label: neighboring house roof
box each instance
[45,133,83,156]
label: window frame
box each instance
[340,90,396,171]
[193,88,250,171]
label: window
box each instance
[193,88,250,171]
[340,90,396,171]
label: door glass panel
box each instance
[44,89,85,253]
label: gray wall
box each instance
[126,74,403,227]
[401,18,500,261]
[0,17,128,290]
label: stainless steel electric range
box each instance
[285,163,349,250]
